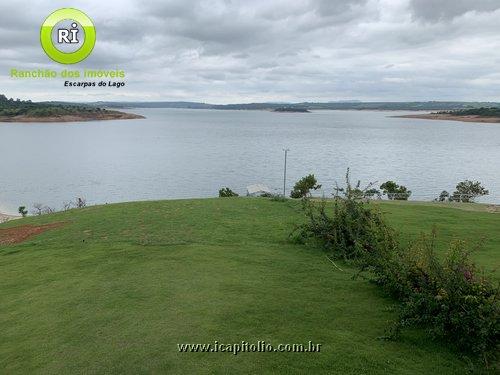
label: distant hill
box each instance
[4,94,500,114]
[89,101,213,109]
[84,100,500,111]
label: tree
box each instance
[436,191,449,202]
[76,197,87,208]
[219,187,239,197]
[18,206,28,217]
[450,180,488,203]
[32,203,44,216]
[380,181,411,200]
[290,174,321,198]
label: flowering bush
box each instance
[292,171,499,363]
[375,234,499,362]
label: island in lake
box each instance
[395,107,500,123]
[273,107,310,113]
[0,94,144,122]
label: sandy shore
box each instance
[394,113,500,123]
[0,212,20,223]
[0,111,145,123]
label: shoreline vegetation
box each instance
[394,107,500,123]
[3,93,500,123]
[273,107,310,113]
[0,94,144,123]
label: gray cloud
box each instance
[409,0,500,21]
[1,0,499,102]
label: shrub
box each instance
[292,171,397,262]
[290,174,321,198]
[31,203,56,215]
[380,181,411,200]
[374,233,499,361]
[218,187,239,197]
[262,193,287,202]
[270,195,287,202]
[292,170,499,363]
[32,203,44,216]
[76,197,87,208]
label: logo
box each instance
[40,8,96,64]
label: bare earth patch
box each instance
[0,222,65,245]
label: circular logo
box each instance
[40,8,96,64]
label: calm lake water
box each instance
[1,109,499,214]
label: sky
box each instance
[1,0,500,103]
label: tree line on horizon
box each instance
[0,94,103,117]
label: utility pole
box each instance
[283,148,290,196]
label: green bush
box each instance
[292,172,397,262]
[292,170,499,363]
[261,193,287,202]
[374,233,499,361]
[290,174,321,198]
[218,187,239,197]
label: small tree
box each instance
[219,187,239,197]
[42,206,55,214]
[290,174,321,198]
[32,203,43,216]
[451,180,488,203]
[62,201,73,211]
[436,190,449,202]
[380,181,411,200]
[76,197,87,208]
[18,206,28,217]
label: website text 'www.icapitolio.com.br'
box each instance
[177,341,322,355]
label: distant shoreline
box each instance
[393,113,500,123]
[0,110,145,123]
[0,212,19,222]
[272,107,310,113]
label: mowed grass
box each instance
[0,198,498,374]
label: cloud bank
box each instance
[1,0,499,102]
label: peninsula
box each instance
[395,107,500,124]
[0,94,144,123]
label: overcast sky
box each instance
[1,0,500,103]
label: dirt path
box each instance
[0,222,65,245]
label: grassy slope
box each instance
[0,198,498,374]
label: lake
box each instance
[1,109,499,214]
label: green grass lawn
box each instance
[0,198,498,374]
